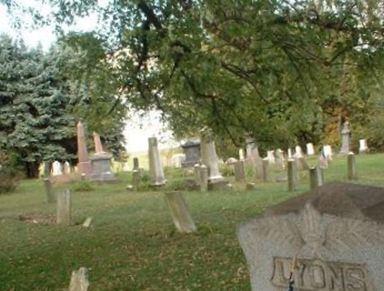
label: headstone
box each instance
[200,128,225,185]
[323,144,333,161]
[266,150,276,164]
[133,157,139,170]
[89,132,116,181]
[148,137,166,186]
[171,153,185,168]
[76,121,92,176]
[340,120,351,154]
[309,166,320,190]
[237,182,384,291]
[198,165,208,192]
[245,137,263,178]
[262,158,269,182]
[287,148,293,159]
[57,189,71,225]
[246,182,256,190]
[226,157,238,165]
[348,152,357,180]
[294,145,304,158]
[306,143,315,156]
[63,161,71,174]
[287,159,296,192]
[52,161,63,176]
[164,192,196,233]
[181,141,200,167]
[275,149,285,170]
[82,217,92,228]
[69,267,89,291]
[43,178,55,203]
[359,139,368,153]
[234,160,246,182]
[239,149,245,160]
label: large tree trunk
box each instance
[25,161,40,178]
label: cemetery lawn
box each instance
[1,154,384,290]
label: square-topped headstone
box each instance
[238,182,384,291]
[181,141,200,168]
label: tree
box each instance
[0,36,127,177]
[2,0,384,150]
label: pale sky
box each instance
[0,1,177,154]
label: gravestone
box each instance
[199,165,208,192]
[57,189,71,225]
[245,137,263,178]
[181,141,200,167]
[340,121,351,154]
[133,157,139,170]
[89,132,116,182]
[76,121,92,176]
[287,159,296,192]
[306,143,315,156]
[43,178,55,203]
[294,145,304,158]
[309,166,320,190]
[348,152,357,180]
[69,267,89,291]
[52,161,63,176]
[238,182,384,291]
[239,148,245,160]
[262,159,269,182]
[287,148,293,159]
[165,192,196,233]
[323,145,333,161]
[200,128,227,189]
[359,139,368,154]
[148,137,166,186]
[275,149,285,170]
[234,160,246,182]
[266,150,276,164]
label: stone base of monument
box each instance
[238,182,384,291]
[208,179,232,191]
[89,154,116,182]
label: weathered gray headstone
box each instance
[164,192,196,233]
[234,160,246,182]
[199,165,208,192]
[57,189,71,225]
[148,137,166,186]
[348,152,357,180]
[262,159,269,182]
[200,128,227,189]
[132,169,141,190]
[43,178,55,203]
[238,182,384,291]
[133,157,139,170]
[69,267,89,291]
[287,159,296,192]
[309,166,320,190]
[340,120,351,154]
[89,132,116,182]
[181,141,200,167]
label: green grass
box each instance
[1,154,384,290]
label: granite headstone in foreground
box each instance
[237,182,384,291]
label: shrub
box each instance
[0,152,20,194]
[71,180,94,192]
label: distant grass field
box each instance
[0,154,383,290]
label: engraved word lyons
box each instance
[271,257,369,291]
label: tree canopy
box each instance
[0,35,126,177]
[2,0,384,152]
